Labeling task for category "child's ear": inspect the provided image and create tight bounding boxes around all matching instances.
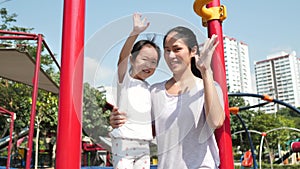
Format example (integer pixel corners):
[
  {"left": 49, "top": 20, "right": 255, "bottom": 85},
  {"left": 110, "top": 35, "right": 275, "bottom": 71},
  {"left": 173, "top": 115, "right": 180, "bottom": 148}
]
[{"left": 129, "top": 55, "right": 134, "bottom": 65}]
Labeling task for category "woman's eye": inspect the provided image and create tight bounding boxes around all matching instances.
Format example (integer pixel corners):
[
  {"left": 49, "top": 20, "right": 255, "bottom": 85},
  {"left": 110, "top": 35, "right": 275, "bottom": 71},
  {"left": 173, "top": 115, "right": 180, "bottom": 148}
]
[{"left": 175, "top": 48, "right": 181, "bottom": 52}]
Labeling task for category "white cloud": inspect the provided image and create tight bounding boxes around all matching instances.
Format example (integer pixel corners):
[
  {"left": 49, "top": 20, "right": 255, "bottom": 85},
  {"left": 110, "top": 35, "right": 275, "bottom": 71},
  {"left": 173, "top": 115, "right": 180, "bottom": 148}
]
[{"left": 83, "top": 57, "right": 116, "bottom": 87}]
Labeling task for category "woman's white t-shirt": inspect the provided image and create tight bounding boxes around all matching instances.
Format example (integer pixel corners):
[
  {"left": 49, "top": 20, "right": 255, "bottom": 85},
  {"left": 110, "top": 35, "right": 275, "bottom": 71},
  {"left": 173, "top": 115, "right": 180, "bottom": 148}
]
[
  {"left": 110, "top": 71, "right": 153, "bottom": 141},
  {"left": 151, "top": 78, "right": 224, "bottom": 169}
]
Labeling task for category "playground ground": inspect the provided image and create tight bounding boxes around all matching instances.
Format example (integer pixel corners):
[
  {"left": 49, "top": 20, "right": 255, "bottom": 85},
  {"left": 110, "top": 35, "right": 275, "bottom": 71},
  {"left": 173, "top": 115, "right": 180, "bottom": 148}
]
[{"left": 0, "top": 166, "right": 158, "bottom": 169}]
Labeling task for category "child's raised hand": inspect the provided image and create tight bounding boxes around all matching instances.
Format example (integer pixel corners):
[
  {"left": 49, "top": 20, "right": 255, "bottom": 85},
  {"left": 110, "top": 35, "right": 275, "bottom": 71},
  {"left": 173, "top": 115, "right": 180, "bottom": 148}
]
[{"left": 132, "top": 13, "right": 150, "bottom": 35}]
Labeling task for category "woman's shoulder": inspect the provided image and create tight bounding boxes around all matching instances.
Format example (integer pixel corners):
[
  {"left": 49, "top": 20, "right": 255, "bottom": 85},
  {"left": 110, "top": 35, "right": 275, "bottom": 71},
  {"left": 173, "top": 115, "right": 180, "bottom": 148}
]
[
  {"left": 194, "top": 78, "right": 222, "bottom": 91},
  {"left": 150, "top": 80, "right": 167, "bottom": 91}
]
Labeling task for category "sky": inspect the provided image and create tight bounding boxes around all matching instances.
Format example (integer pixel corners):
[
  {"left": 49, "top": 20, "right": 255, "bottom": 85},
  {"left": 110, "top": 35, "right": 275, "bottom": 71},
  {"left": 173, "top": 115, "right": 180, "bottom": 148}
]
[{"left": 2, "top": 0, "right": 300, "bottom": 89}]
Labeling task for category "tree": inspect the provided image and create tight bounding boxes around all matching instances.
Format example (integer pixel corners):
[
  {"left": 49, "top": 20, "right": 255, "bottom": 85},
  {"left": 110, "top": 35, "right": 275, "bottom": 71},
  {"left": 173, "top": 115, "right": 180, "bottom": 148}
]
[
  {"left": 0, "top": 81, "right": 33, "bottom": 135},
  {"left": 277, "top": 107, "right": 300, "bottom": 127},
  {"left": 82, "top": 83, "right": 111, "bottom": 142},
  {"left": 0, "top": 8, "right": 33, "bottom": 32}
]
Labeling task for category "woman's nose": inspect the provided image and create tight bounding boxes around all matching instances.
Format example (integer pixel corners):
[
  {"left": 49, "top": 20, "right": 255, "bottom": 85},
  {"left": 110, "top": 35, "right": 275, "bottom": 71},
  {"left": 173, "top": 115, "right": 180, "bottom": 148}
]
[{"left": 168, "top": 51, "right": 176, "bottom": 58}]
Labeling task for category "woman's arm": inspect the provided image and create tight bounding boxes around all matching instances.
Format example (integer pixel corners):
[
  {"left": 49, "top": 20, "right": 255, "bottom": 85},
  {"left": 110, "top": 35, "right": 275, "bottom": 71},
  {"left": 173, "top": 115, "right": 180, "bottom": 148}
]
[
  {"left": 196, "top": 34, "right": 225, "bottom": 129},
  {"left": 109, "top": 106, "right": 127, "bottom": 128},
  {"left": 201, "top": 69, "right": 225, "bottom": 129},
  {"left": 118, "top": 13, "right": 149, "bottom": 83}
]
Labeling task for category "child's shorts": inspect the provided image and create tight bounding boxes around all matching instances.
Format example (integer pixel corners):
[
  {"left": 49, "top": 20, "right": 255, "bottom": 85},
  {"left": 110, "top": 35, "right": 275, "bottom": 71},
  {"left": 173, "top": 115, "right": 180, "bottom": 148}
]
[{"left": 111, "top": 137, "right": 150, "bottom": 169}]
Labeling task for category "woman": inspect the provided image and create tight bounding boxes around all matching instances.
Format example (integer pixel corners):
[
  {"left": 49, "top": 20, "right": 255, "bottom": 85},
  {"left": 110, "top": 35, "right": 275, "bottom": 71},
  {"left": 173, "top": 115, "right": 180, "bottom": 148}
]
[{"left": 111, "top": 26, "right": 225, "bottom": 169}]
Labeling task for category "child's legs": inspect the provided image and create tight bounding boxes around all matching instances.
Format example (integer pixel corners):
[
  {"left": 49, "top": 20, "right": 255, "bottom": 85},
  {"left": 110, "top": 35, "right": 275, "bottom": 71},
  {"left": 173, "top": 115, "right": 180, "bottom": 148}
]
[
  {"left": 133, "top": 154, "right": 150, "bottom": 169},
  {"left": 112, "top": 155, "right": 134, "bottom": 169},
  {"left": 112, "top": 155, "right": 150, "bottom": 169},
  {"left": 111, "top": 137, "right": 150, "bottom": 169}
]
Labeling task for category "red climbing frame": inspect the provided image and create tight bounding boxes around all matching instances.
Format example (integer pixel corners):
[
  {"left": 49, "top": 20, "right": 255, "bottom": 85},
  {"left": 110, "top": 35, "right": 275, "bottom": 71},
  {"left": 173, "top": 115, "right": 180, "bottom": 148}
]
[
  {"left": 55, "top": 0, "right": 85, "bottom": 169},
  {"left": 0, "top": 107, "right": 14, "bottom": 169},
  {"left": 206, "top": 1, "right": 234, "bottom": 168}
]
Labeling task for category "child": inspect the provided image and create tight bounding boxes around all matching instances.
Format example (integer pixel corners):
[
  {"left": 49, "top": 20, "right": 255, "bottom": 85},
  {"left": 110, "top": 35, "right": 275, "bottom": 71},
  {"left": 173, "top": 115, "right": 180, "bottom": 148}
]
[{"left": 109, "top": 13, "right": 161, "bottom": 169}]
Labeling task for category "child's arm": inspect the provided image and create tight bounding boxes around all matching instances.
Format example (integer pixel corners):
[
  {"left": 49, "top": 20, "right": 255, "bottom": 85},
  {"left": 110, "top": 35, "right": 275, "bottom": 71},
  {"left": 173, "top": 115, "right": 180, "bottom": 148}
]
[{"left": 117, "top": 13, "right": 150, "bottom": 83}]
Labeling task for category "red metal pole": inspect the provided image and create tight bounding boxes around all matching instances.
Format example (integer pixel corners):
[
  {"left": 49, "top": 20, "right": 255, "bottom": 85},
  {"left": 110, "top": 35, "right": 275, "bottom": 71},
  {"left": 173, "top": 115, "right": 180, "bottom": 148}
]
[
  {"left": 25, "top": 34, "right": 43, "bottom": 169},
  {"left": 0, "top": 30, "right": 39, "bottom": 36},
  {"left": 55, "top": 0, "right": 85, "bottom": 168},
  {"left": 6, "top": 113, "right": 14, "bottom": 169},
  {"left": 42, "top": 40, "right": 61, "bottom": 70},
  {"left": 0, "top": 36, "right": 36, "bottom": 40},
  {"left": 0, "top": 109, "right": 15, "bottom": 169},
  {"left": 207, "top": 1, "right": 234, "bottom": 169}
]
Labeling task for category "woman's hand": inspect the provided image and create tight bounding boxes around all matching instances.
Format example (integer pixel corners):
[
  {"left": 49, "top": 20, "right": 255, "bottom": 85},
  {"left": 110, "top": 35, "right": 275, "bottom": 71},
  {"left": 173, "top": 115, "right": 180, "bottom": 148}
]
[
  {"left": 109, "top": 107, "right": 127, "bottom": 129},
  {"left": 195, "top": 34, "right": 219, "bottom": 74},
  {"left": 131, "top": 13, "right": 150, "bottom": 35}
]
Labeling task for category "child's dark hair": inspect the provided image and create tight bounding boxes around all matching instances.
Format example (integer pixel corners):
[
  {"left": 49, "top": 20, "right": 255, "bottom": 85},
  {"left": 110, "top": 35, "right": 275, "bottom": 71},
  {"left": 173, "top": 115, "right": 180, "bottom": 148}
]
[
  {"left": 131, "top": 35, "right": 161, "bottom": 65},
  {"left": 163, "top": 26, "right": 202, "bottom": 78}
]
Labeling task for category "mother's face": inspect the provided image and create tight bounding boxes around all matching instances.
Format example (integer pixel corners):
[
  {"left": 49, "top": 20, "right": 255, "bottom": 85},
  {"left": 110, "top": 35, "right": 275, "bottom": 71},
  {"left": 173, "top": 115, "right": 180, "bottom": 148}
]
[{"left": 163, "top": 32, "right": 193, "bottom": 74}]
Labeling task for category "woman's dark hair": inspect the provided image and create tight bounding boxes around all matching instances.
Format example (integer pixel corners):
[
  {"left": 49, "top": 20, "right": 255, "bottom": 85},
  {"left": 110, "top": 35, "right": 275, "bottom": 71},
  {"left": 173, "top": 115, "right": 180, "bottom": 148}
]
[
  {"left": 131, "top": 36, "right": 161, "bottom": 65},
  {"left": 163, "top": 26, "right": 202, "bottom": 78}
]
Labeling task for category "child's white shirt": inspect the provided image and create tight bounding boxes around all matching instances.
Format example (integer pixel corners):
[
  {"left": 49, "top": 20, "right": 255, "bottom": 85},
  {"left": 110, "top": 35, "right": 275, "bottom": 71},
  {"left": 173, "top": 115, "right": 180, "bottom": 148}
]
[{"left": 110, "top": 71, "right": 153, "bottom": 140}]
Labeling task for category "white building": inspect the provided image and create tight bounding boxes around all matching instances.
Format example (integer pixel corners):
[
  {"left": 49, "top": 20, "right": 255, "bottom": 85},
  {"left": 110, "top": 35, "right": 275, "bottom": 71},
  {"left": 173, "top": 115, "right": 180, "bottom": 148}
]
[
  {"left": 254, "top": 51, "right": 300, "bottom": 114},
  {"left": 223, "top": 36, "right": 254, "bottom": 105}
]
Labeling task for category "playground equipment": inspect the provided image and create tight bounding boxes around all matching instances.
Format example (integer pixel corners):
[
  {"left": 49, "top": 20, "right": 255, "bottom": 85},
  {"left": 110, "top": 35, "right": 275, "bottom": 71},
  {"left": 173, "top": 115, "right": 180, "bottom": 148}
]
[
  {"left": 55, "top": 1, "right": 85, "bottom": 169},
  {"left": 1, "top": 0, "right": 232, "bottom": 168},
  {"left": 82, "top": 139, "right": 111, "bottom": 167},
  {"left": 193, "top": 1, "right": 233, "bottom": 168},
  {"left": 273, "top": 140, "right": 300, "bottom": 164},
  {"left": 0, "top": 127, "right": 29, "bottom": 150},
  {"left": 0, "top": 107, "right": 14, "bottom": 169},
  {"left": 230, "top": 107, "right": 258, "bottom": 169},
  {"left": 233, "top": 127, "right": 300, "bottom": 169},
  {"left": 229, "top": 92, "right": 300, "bottom": 169},
  {"left": 292, "top": 142, "right": 300, "bottom": 152},
  {"left": 229, "top": 93, "right": 300, "bottom": 116},
  {"left": 241, "top": 150, "right": 253, "bottom": 168},
  {"left": 0, "top": 30, "right": 60, "bottom": 169}
]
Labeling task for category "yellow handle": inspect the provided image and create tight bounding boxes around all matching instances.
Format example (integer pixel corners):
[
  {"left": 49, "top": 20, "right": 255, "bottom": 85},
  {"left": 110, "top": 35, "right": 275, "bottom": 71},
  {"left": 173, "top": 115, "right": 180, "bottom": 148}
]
[
  {"left": 193, "top": 0, "right": 214, "bottom": 20},
  {"left": 194, "top": 0, "right": 227, "bottom": 24}
]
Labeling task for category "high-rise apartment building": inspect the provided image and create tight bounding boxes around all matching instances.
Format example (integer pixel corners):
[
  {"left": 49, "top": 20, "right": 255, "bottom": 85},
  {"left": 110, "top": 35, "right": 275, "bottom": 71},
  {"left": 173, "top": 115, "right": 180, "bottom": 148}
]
[
  {"left": 254, "top": 51, "right": 300, "bottom": 114},
  {"left": 223, "top": 36, "right": 253, "bottom": 105}
]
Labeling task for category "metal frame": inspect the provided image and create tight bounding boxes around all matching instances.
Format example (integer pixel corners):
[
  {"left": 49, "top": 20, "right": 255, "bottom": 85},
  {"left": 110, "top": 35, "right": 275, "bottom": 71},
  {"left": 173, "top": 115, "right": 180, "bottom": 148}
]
[
  {"left": 0, "top": 107, "right": 14, "bottom": 169},
  {"left": 0, "top": 30, "right": 60, "bottom": 169},
  {"left": 194, "top": 0, "right": 234, "bottom": 168}
]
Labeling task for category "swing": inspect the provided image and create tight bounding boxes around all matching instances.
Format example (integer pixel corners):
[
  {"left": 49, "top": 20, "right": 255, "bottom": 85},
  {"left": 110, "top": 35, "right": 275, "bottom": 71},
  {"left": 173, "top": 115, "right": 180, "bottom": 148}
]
[{"left": 242, "top": 150, "right": 253, "bottom": 167}]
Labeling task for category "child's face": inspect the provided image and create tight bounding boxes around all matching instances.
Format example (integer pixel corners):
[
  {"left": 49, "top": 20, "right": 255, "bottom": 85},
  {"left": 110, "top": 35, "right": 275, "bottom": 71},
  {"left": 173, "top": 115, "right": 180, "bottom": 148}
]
[{"left": 131, "top": 45, "right": 158, "bottom": 80}]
